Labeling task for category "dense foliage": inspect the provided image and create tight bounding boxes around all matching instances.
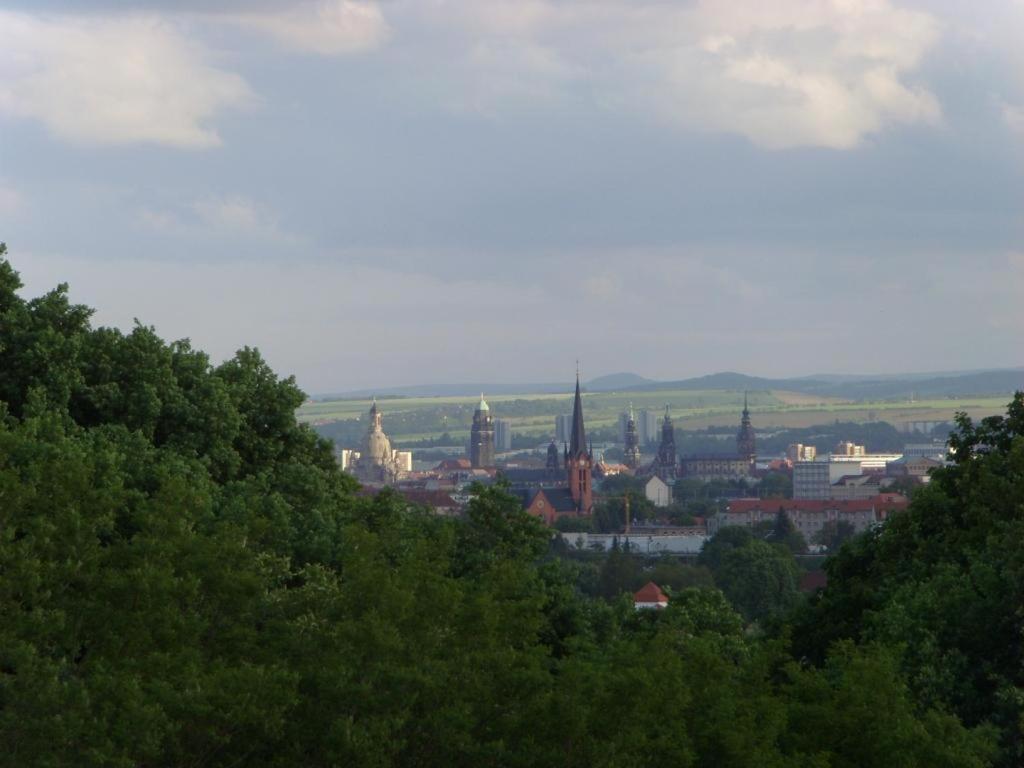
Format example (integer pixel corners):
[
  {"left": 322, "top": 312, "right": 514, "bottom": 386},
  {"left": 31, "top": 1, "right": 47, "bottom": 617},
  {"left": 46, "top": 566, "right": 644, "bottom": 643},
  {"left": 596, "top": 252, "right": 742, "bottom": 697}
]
[
  {"left": 0, "top": 247, "right": 1007, "bottom": 766},
  {"left": 791, "top": 395, "right": 1024, "bottom": 765}
]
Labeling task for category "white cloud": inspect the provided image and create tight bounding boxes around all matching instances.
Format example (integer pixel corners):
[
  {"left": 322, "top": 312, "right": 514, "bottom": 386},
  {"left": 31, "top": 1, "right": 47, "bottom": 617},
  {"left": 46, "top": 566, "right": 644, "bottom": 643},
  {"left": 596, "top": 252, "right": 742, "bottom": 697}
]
[
  {"left": 408, "top": 0, "right": 942, "bottom": 150},
  {"left": 222, "top": 0, "right": 389, "bottom": 56},
  {"left": 0, "top": 11, "right": 252, "bottom": 149}
]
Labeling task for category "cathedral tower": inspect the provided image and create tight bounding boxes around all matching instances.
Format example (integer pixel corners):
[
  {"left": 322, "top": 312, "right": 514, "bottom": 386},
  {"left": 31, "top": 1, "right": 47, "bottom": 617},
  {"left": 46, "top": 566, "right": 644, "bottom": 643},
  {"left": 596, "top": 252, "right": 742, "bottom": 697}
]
[
  {"left": 653, "top": 405, "right": 677, "bottom": 481},
  {"left": 564, "top": 373, "right": 593, "bottom": 514},
  {"left": 546, "top": 439, "right": 560, "bottom": 472},
  {"left": 624, "top": 403, "right": 641, "bottom": 470},
  {"left": 736, "top": 392, "right": 757, "bottom": 462},
  {"left": 470, "top": 394, "right": 495, "bottom": 468}
]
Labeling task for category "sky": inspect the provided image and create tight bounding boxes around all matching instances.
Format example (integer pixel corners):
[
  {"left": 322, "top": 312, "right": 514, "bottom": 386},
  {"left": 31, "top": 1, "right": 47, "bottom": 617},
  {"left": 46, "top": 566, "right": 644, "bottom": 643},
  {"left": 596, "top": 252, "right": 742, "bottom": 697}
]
[{"left": 1, "top": 0, "right": 1022, "bottom": 394}]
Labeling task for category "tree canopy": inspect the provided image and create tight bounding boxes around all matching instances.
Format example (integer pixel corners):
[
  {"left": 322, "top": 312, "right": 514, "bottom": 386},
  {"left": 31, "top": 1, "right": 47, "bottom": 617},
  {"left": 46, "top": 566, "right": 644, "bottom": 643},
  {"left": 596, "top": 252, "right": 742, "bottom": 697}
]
[{"left": 0, "top": 245, "right": 1007, "bottom": 766}]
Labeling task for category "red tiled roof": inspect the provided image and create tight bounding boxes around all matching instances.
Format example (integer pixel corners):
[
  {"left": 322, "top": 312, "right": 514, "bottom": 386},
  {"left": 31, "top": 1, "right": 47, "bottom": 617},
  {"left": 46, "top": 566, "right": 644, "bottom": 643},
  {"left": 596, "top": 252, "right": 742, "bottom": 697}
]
[
  {"left": 633, "top": 581, "right": 669, "bottom": 604},
  {"left": 434, "top": 459, "right": 472, "bottom": 471}
]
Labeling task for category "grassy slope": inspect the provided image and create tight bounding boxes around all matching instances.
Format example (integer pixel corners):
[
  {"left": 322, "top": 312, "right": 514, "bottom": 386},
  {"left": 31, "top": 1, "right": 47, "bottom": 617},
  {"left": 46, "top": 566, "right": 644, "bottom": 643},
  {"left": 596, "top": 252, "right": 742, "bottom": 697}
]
[{"left": 299, "top": 389, "right": 1012, "bottom": 442}]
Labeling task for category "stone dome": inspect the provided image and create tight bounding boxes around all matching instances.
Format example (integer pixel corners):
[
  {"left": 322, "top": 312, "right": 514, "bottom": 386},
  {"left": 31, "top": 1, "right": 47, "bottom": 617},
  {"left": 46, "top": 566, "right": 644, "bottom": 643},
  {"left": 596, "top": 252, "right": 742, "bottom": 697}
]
[{"left": 362, "top": 426, "right": 392, "bottom": 466}]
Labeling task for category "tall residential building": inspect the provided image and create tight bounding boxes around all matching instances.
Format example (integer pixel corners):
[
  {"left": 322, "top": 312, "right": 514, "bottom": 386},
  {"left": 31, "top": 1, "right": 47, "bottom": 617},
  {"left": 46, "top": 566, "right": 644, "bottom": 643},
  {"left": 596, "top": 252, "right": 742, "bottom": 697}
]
[
  {"left": 736, "top": 392, "right": 756, "bottom": 460},
  {"left": 494, "top": 418, "right": 513, "bottom": 452},
  {"left": 787, "top": 443, "right": 818, "bottom": 462},
  {"left": 834, "top": 441, "right": 866, "bottom": 457},
  {"left": 793, "top": 461, "right": 831, "bottom": 500},
  {"left": 623, "top": 404, "right": 642, "bottom": 470},
  {"left": 638, "top": 410, "right": 660, "bottom": 446},
  {"left": 555, "top": 413, "right": 573, "bottom": 444},
  {"left": 563, "top": 374, "right": 594, "bottom": 514},
  {"left": 469, "top": 394, "right": 495, "bottom": 468}
]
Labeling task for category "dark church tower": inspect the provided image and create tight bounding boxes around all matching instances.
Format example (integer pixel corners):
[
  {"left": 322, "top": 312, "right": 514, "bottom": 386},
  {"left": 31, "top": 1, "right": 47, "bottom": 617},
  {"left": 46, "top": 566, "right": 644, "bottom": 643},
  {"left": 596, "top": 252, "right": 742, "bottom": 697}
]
[
  {"left": 546, "top": 439, "right": 560, "bottom": 473},
  {"left": 470, "top": 394, "right": 495, "bottom": 468},
  {"left": 564, "top": 374, "right": 593, "bottom": 514},
  {"left": 736, "top": 392, "right": 756, "bottom": 462},
  {"left": 653, "top": 405, "right": 677, "bottom": 481},
  {"left": 624, "top": 403, "right": 641, "bottom": 470}
]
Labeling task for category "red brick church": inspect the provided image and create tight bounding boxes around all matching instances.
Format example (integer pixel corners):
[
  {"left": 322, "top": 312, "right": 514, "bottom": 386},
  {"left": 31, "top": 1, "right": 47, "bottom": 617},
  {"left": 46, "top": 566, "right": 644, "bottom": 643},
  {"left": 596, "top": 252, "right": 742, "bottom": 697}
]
[{"left": 518, "top": 373, "right": 594, "bottom": 523}]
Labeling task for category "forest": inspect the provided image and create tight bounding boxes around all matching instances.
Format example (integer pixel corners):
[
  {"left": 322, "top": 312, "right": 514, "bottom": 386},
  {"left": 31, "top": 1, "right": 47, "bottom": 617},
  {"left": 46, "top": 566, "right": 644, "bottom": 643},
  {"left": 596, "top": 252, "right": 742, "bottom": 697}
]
[{"left": 0, "top": 244, "right": 1020, "bottom": 767}]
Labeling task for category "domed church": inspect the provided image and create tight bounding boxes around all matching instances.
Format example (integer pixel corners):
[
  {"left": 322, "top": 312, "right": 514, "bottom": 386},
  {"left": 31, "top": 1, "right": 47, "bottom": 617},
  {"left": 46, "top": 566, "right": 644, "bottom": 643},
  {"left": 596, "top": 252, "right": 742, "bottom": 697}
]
[{"left": 345, "top": 400, "right": 409, "bottom": 484}]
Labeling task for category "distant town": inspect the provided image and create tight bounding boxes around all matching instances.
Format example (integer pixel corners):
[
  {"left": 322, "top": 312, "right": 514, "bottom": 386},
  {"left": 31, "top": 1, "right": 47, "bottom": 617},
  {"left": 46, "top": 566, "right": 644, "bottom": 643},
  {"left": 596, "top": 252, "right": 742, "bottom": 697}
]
[{"left": 330, "top": 369, "right": 964, "bottom": 558}]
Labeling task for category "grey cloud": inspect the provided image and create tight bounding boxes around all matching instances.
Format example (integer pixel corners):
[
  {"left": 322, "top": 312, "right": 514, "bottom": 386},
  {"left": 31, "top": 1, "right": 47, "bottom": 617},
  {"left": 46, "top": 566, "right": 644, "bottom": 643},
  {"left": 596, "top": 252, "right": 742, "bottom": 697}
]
[{"left": 3, "top": 0, "right": 1024, "bottom": 390}]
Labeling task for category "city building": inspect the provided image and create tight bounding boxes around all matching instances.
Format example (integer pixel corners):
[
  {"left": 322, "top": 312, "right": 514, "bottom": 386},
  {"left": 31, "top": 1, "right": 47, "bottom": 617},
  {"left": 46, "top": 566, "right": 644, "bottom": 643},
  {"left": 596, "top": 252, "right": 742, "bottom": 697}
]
[
  {"left": 793, "top": 461, "right": 831, "bottom": 499},
  {"left": 494, "top": 418, "right": 513, "bottom": 452},
  {"left": 887, "top": 455, "right": 943, "bottom": 482},
  {"left": 679, "top": 401, "right": 757, "bottom": 481},
  {"left": 555, "top": 413, "right": 573, "bottom": 444},
  {"left": 638, "top": 410, "right": 660, "bottom": 446},
  {"left": 711, "top": 495, "right": 909, "bottom": 538},
  {"left": 645, "top": 475, "right": 671, "bottom": 507},
  {"left": 901, "top": 442, "right": 948, "bottom": 460},
  {"left": 563, "top": 529, "right": 708, "bottom": 555},
  {"left": 344, "top": 400, "right": 409, "bottom": 485},
  {"left": 787, "top": 443, "right": 818, "bottom": 462},
  {"left": 516, "top": 487, "right": 583, "bottom": 525},
  {"left": 834, "top": 441, "right": 866, "bottom": 457},
  {"left": 469, "top": 394, "right": 495, "bottom": 468},
  {"left": 830, "top": 473, "right": 895, "bottom": 500}
]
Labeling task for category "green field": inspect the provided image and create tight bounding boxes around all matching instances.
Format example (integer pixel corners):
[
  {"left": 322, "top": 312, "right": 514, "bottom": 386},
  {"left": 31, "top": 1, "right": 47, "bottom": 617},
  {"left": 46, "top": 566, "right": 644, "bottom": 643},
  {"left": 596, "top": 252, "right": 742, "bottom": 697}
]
[{"left": 298, "top": 388, "right": 1014, "bottom": 444}]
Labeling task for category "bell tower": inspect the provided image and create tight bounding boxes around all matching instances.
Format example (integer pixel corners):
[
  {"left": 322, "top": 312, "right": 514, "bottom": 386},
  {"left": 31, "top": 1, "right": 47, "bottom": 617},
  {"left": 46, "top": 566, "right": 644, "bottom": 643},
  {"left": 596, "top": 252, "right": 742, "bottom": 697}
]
[
  {"left": 564, "top": 371, "right": 593, "bottom": 514},
  {"left": 624, "top": 403, "right": 641, "bottom": 469}
]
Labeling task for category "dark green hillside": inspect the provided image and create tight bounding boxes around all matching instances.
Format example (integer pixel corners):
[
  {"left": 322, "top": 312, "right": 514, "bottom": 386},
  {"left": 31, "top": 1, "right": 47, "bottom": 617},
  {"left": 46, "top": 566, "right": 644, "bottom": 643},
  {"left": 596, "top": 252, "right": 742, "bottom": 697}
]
[{"left": 0, "top": 244, "right": 1009, "bottom": 767}]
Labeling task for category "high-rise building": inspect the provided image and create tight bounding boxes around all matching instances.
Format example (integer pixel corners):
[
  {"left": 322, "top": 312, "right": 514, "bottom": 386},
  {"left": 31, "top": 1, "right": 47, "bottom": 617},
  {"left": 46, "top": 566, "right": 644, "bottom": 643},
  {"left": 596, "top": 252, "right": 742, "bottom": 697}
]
[
  {"left": 787, "top": 443, "right": 818, "bottom": 462},
  {"left": 623, "top": 404, "right": 641, "bottom": 469},
  {"left": 555, "top": 413, "right": 573, "bottom": 444},
  {"left": 563, "top": 374, "right": 594, "bottom": 514},
  {"left": 469, "top": 394, "right": 495, "bottom": 468},
  {"left": 651, "top": 406, "right": 677, "bottom": 481},
  {"left": 793, "top": 461, "right": 831, "bottom": 499},
  {"left": 638, "top": 410, "right": 660, "bottom": 446},
  {"left": 736, "top": 392, "right": 757, "bottom": 460},
  {"left": 493, "top": 418, "right": 512, "bottom": 452}
]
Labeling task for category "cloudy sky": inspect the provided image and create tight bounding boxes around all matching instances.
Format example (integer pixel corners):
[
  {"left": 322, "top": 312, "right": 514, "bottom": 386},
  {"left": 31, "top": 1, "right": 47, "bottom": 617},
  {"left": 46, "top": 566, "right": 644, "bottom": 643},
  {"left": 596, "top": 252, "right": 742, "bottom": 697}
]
[{"left": 1, "top": 0, "right": 1022, "bottom": 393}]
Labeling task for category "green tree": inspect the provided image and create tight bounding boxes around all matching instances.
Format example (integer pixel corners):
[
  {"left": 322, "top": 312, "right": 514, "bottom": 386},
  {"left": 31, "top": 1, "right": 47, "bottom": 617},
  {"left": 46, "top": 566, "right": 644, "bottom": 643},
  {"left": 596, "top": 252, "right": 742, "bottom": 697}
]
[
  {"left": 814, "top": 519, "right": 856, "bottom": 551},
  {"left": 792, "top": 393, "right": 1024, "bottom": 766}
]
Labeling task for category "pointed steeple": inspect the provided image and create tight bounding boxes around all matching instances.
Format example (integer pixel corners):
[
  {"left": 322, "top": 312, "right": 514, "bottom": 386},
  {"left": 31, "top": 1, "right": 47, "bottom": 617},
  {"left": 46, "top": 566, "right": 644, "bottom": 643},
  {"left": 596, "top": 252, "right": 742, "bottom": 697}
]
[{"left": 569, "top": 372, "right": 587, "bottom": 457}]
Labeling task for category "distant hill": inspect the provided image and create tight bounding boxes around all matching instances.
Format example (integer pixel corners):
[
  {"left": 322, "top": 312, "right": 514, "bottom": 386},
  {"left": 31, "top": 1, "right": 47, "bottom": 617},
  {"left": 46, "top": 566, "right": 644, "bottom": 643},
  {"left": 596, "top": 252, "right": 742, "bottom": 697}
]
[
  {"left": 586, "top": 372, "right": 653, "bottom": 391},
  {"left": 623, "top": 372, "right": 800, "bottom": 393},
  {"left": 619, "top": 369, "right": 1024, "bottom": 400},
  {"left": 319, "top": 367, "right": 1023, "bottom": 402}
]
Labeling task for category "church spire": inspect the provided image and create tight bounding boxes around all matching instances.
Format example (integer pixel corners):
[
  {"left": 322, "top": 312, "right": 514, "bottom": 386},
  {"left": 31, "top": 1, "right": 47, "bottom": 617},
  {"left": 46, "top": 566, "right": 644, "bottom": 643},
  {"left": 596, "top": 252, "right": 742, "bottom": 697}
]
[
  {"left": 565, "top": 369, "right": 593, "bottom": 515},
  {"left": 569, "top": 372, "right": 587, "bottom": 458}
]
